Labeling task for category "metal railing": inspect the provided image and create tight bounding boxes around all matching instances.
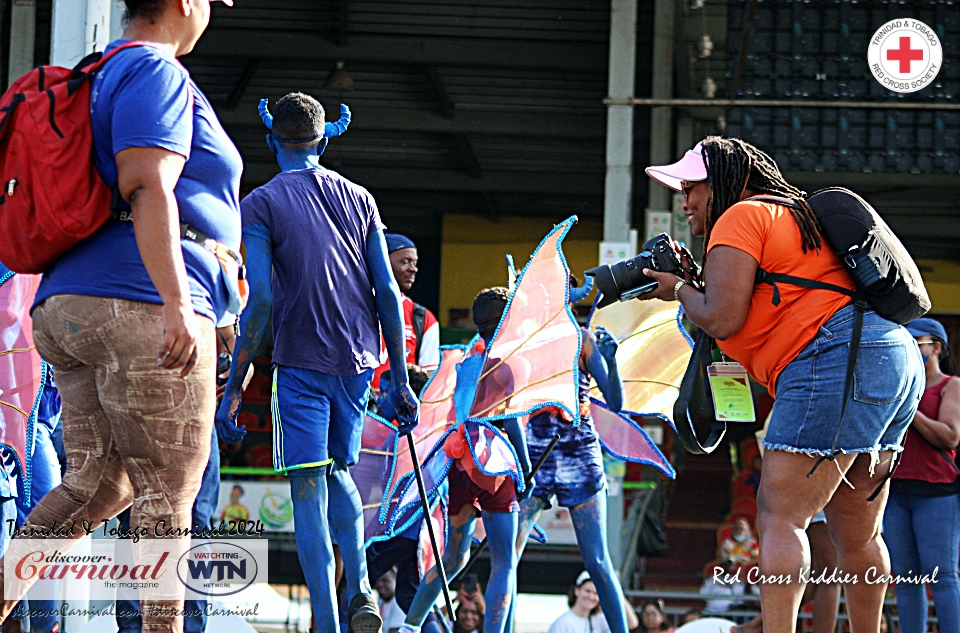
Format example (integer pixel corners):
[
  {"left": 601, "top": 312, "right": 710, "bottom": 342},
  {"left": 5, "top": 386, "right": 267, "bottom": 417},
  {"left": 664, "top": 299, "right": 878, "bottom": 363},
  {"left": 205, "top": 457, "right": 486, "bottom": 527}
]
[{"left": 622, "top": 588, "right": 910, "bottom": 632}]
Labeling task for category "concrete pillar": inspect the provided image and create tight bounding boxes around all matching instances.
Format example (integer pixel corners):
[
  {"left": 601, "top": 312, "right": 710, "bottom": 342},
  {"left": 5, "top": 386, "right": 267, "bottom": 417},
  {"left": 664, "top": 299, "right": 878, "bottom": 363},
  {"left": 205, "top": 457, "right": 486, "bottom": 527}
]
[
  {"left": 602, "top": 0, "right": 639, "bottom": 569},
  {"left": 647, "top": 0, "right": 676, "bottom": 215},
  {"left": 51, "top": 0, "right": 116, "bottom": 68},
  {"left": 8, "top": 0, "right": 36, "bottom": 82},
  {"left": 603, "top": 0, "right": 637, "bottom": 242}
]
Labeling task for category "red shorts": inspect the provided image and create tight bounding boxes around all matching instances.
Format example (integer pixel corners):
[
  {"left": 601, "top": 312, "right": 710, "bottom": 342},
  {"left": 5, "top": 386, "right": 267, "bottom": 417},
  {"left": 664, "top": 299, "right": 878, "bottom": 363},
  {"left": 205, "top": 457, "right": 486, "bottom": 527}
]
[{"left": 447, "top": 465, "right": 519, "bottom": 516}]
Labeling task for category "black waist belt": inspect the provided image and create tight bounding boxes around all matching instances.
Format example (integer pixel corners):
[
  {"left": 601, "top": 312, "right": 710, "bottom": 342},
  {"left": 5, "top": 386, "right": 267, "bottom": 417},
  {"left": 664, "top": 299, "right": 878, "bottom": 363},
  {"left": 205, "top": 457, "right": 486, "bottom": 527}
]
[{"left": 111, "top": 207, "right": 242, "bottom": 268}]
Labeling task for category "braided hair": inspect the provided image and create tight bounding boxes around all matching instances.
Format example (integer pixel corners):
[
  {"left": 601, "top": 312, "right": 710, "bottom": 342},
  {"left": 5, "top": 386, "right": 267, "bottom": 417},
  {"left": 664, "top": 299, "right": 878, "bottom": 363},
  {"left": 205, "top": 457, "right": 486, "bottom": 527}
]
[{"left": 699, "top": 136, "right": 823, "bottom": 255}]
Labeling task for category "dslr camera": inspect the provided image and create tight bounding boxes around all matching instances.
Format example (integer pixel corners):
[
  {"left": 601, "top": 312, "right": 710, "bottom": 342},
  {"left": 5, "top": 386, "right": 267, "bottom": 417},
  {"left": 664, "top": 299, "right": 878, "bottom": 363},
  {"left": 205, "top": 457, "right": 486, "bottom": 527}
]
[{"left": 585, "top": 233, "right": 687, "bottom": 309}]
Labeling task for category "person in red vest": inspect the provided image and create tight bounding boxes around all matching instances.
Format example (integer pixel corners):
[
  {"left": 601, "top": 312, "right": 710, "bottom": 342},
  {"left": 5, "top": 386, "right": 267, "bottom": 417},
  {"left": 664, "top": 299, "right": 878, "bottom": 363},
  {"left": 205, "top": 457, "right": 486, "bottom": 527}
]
[
  {"left": 883, "top": 317, "right": 960, "bottom": 633},
  {"left": 371, "top": 234, "right": 440, "bottom": 391}
]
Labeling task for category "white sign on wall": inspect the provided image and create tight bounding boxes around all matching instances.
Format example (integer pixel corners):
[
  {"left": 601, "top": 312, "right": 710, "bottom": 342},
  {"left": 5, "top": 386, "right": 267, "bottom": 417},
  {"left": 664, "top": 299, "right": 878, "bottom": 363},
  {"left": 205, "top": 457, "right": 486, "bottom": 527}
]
[
  {"left": 599, "top": 241, "right": 632, "bottom": 267},
  {"left": 645, "top": 210, "right": 673, "bottom": 241}
]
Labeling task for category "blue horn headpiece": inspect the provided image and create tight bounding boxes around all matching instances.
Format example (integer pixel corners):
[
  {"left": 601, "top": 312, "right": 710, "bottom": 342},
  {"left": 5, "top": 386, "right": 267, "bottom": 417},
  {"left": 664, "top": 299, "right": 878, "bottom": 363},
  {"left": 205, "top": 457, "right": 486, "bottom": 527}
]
[
  {"left": 569, "top": 275, "right": 594, "bottom": 303},
  {"left": 258, "top": 99, "right": 352, "bottom": 155}
]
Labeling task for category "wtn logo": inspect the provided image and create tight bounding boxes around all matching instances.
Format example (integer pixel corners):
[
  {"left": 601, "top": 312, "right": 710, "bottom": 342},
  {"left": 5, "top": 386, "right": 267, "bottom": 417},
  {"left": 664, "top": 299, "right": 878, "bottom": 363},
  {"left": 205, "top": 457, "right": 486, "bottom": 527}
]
[
  {"left": 186, "top": 558, "right": 247, "bottom": 581},
  {"left": 177, "top": 543, "right": 260, "bottom": 597}
]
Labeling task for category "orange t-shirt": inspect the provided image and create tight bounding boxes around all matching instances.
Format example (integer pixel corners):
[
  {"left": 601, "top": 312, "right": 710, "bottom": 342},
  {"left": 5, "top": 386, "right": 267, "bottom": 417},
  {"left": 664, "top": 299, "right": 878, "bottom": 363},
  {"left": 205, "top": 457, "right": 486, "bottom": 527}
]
[{"left": 707, "top": 200, "right": 856, "bottom": 395}]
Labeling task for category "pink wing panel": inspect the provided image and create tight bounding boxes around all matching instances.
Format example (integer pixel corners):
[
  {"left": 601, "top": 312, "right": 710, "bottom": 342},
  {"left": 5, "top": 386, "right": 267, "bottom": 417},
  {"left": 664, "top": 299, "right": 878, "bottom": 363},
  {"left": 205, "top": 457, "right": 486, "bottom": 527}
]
[
  {"left": 589, "top": 400, "right": 675, "bottom": 478},
  {"left": 0, "top": 274, "right": 42, "bottom": 467},
  {"left": 470, "top": 218, "right": 581, "bottom": 423}
]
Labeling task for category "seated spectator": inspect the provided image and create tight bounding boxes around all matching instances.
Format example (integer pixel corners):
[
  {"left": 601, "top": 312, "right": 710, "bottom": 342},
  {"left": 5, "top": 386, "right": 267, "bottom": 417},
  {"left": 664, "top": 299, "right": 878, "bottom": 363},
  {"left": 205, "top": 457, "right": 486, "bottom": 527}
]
[
  {"left": 637, "top": 600, "right": 674, "bottom": 633},
  {"left": 719, "top": 518, "right": 759, "bottom": 575},
  {"left": 699, "top": 560, "right": 746, "bottom": 616},
  {"left": 376, "top": 569, "right": 406, "bottom": 633},
  {"left": 880, "top": 607, "right": 895, "bottom": 633},
  {"left": 452, "top": 601, "right": 484, "bottom": 633},
  {"left": 549, "top": 571, "right": 610, "bottom": 633},
  {"left": 682, "top": 609, "right": 702, "bottom": 625}
]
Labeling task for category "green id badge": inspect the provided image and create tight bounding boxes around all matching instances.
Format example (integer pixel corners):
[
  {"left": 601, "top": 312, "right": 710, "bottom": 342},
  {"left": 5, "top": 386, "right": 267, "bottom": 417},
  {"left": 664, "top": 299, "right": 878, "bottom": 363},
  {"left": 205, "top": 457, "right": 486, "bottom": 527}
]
[{"left": 707, "top": 362, "right": 756, "bottom": 422}]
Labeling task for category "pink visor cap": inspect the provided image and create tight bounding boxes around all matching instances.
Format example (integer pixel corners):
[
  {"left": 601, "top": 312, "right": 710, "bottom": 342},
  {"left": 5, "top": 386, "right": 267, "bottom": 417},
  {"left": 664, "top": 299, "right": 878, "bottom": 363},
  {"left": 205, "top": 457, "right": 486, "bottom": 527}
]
[{"left": 644, "top": 142, "right": 707, "bottom": 192}]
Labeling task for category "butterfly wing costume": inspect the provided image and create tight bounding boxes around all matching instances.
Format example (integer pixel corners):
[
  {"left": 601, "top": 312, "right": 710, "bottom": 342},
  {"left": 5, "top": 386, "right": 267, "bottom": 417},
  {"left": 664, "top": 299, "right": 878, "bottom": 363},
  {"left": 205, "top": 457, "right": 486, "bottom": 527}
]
[
  {"left": 358, "top": 217, "right": 583, "bottom": 545},
  {"left": 0, "top": 270, "right": 47, "bottom": 504},
  {"left": 584, "top": 297, "right": 694, "bottom": 477}
]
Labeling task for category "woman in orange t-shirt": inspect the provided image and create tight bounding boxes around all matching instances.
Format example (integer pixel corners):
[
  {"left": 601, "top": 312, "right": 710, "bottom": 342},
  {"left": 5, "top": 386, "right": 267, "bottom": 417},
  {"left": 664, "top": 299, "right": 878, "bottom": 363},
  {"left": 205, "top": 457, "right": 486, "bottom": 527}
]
[{"left": 638, "top": 137, "right": 924, "bottom": 633}]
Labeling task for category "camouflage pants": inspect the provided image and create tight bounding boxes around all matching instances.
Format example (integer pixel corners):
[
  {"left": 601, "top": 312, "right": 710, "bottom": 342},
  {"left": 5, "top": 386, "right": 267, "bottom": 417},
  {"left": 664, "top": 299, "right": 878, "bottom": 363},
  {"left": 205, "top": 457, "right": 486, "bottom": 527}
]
[{"left": 3, "top": 295, "right": 215, "bottom": 633}]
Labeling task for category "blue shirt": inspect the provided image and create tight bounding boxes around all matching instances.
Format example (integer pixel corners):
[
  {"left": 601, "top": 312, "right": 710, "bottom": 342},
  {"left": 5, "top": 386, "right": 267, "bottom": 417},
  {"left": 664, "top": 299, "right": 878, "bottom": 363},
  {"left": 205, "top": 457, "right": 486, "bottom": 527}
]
[
  {"left": 241, "top": 168, "right": 385, "bottom": 375},
  {"left": 34, "top": 42, "right": 243, "bottom": 323}
]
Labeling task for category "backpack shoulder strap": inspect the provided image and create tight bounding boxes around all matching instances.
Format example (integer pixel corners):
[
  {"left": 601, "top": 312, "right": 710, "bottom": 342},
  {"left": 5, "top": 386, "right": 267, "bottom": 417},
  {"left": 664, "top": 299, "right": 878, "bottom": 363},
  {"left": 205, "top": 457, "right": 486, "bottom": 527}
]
[
  {"left": 747, "top": 194, "right": 802, "bottom": 210},
  {"left": 936, "top": 448, "right": 960, "bottom": 476},
  {"left": 88, "top": 40, "right": 153, "bottom": 74},
  {"left": 413, "top": 302, "right": 427, "bottom": 363},
  {"left": 755, "top": 269, "right": 857, "bottom": 306}
]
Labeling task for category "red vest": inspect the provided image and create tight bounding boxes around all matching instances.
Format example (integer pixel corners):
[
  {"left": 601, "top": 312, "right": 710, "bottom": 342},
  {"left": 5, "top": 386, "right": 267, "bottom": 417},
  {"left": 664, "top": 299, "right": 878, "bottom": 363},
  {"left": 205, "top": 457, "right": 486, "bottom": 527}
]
[{"left": 894, "top": 376, "right": 959, "bottom": 484}]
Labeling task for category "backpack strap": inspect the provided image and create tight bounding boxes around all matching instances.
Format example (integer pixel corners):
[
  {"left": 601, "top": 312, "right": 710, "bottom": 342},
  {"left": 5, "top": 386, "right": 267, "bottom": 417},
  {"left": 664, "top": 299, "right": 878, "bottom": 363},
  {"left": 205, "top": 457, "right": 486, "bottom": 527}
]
[
  {"left": 936, "top": 448, "right": 960, "bottom": 476},
  {"left": 806, "top": 301, "right": 867, "bottom": 478},
  {"left": 88, "top": 40, "right": 153, "bottom": 73},
  {"left": 413, "top": 302, "right": 427, "bottom": 364},
  {"left": 755, "top": 269, "right": 857, "bottom": 306},
  {"left": 747, "top": 194, "right": 800, "bottom": 209}
]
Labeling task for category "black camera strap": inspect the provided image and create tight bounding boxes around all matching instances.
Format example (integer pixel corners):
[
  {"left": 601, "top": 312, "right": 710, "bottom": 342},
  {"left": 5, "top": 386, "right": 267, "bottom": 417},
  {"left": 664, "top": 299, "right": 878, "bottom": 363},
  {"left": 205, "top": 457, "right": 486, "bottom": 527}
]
[{"left": 672, "top": 329, "right": 726, "bottom": 454}]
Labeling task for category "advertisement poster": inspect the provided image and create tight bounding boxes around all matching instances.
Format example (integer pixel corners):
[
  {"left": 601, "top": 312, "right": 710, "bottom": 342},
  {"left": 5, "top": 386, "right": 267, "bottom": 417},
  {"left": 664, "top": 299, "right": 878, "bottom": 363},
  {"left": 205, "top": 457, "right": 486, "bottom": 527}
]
[{"left": 216, "top": 482, "right": 295, "bottom": 533}]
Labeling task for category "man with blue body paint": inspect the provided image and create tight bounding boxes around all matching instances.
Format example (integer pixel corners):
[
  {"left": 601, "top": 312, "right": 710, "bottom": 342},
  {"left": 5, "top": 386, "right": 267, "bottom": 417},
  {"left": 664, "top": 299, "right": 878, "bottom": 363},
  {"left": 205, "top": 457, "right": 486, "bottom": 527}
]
[{"left": 215, "top": 92, "right": 419, "bottom": 633}]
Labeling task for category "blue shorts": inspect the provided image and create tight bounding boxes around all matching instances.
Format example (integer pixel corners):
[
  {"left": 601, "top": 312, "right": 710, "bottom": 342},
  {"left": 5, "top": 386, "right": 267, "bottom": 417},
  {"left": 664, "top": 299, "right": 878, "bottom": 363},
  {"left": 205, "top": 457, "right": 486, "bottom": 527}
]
[
  {"left": 526, "top": 408, "right": 606, "bottom": 510},
  {"left": 272, "top": 365, "right": 373, "bottom": 472},
  {"left": 763, "top": 305, "right": 924, "bottom": 458}
]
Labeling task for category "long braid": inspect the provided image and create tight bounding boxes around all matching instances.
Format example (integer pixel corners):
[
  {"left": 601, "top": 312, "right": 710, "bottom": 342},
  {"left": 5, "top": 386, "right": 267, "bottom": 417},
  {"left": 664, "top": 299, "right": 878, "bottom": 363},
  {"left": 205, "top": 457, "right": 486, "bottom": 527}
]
[{"left": 700, "top": 136, "right": 823, "bottom": 254}]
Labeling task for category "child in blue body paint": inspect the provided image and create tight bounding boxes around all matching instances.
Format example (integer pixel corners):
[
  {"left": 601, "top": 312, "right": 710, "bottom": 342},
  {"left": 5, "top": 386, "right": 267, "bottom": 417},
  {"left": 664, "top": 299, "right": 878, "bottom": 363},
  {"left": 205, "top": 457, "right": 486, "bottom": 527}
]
[
  {"left": 397, "top": 287, "right": 534, "bottom": 633},
  {"left": 512, "top": 276, "right": 632, "bottom": 633},
  {"left": 216, "top": 92, "right": 419, "bottom": 633}
]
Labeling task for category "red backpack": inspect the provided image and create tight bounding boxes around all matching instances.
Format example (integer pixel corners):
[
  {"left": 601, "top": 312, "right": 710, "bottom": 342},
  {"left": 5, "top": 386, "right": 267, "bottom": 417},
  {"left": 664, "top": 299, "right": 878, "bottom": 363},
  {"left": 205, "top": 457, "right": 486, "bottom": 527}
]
[{"left": 0, "top": 41, "right": 146, "bottom": 273}]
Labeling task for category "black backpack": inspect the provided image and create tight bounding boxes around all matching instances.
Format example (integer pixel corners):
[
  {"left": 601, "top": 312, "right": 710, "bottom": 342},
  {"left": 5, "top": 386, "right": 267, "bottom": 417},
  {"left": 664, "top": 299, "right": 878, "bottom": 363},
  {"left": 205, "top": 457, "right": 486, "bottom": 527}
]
[
  {"left": 752, "top": 187, "right": 930, "bottom": 325},
  {"left": 673, "top": 188, "right": 930, "bottom": 462}
]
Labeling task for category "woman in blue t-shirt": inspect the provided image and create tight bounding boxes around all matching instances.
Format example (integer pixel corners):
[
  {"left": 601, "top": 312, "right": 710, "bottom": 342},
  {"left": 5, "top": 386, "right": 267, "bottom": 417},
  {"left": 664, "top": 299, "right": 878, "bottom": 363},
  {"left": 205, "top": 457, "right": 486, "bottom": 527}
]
[{"left": 0, "top": 1, "right": 240, "bottom": 630}]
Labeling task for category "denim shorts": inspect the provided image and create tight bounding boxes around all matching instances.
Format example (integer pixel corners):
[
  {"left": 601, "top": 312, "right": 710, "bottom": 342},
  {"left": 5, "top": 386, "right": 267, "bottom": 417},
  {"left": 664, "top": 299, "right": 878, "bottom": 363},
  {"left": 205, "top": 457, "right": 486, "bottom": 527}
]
[
  {"left": 763, "top": 305, "right": 924, "bottom": 457},
  {"left": 526, "top": 408, "right": 606, "bottom": 509}
]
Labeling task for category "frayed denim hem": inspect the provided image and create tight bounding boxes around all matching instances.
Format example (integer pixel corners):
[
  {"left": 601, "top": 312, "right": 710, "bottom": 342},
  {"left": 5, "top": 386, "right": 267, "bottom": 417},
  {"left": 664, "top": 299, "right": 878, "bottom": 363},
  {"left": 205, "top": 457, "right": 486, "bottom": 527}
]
[{"left": 762, "top": 441, "right": 905, "bottom": 460}]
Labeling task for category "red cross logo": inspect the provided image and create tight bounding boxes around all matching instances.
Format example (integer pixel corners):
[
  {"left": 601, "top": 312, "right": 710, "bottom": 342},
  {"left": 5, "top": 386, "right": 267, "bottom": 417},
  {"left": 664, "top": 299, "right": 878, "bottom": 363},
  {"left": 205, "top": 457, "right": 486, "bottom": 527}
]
[{"left": 887, "top": 36, "right": 924, "bottom": 74}]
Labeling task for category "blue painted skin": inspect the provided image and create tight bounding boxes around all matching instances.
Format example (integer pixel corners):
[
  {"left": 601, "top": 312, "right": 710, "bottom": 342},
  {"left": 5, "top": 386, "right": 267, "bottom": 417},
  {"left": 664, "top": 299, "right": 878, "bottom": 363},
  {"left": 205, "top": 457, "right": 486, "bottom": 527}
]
[
  {"left": 509, "top": 324, "right": 630, "bottom": 633},
  {"left": 402, "top": 333, "right": 532, "bottom": 633},
  {"left": 214, "top": 108, "right": 419, "bottom": 632}
]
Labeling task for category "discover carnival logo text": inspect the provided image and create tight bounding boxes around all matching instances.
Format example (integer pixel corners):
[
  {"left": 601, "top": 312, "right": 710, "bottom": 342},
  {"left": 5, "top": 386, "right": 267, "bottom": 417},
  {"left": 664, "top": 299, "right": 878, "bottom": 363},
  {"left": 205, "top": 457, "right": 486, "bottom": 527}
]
[
  {"left": 4, "top": 539, "right": 268, "bottom": 600},
  {"left": 868, "top": 18, "right": 942, "bottom": 94}
]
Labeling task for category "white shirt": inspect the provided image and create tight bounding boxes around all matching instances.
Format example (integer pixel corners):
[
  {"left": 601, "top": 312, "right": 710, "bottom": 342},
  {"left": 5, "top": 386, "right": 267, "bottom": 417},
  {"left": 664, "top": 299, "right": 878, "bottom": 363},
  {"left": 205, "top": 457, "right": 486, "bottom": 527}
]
[
  {"left": 699, "top": 577, "right": 746, "bottom": 614},
  {"left": 548, "top": 610, "right": 611, "bottom": 633},
  {"left": 379, "top": 596, "right": 406, "bottom": 633}
]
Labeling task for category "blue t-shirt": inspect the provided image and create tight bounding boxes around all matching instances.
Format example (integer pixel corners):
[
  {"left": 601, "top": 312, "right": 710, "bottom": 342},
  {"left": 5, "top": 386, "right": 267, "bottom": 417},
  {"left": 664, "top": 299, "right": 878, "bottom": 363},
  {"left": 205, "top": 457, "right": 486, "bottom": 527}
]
[
  {"left": 34, "top": 42, "right": 243, "bottom": 323},
  {"left": 241, "top": 168, "right": 385, "bottom": 375}
]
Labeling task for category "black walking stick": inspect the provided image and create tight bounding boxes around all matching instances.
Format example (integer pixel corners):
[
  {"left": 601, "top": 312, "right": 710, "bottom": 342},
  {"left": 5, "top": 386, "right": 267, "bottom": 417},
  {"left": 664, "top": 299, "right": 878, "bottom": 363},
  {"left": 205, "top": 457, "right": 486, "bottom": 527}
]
[
  {"left": 407, "top": 432, "right": 457, "bottom": 621},
  {"left": 452, "top": 433, "right": 561, "bottom": 583}
]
